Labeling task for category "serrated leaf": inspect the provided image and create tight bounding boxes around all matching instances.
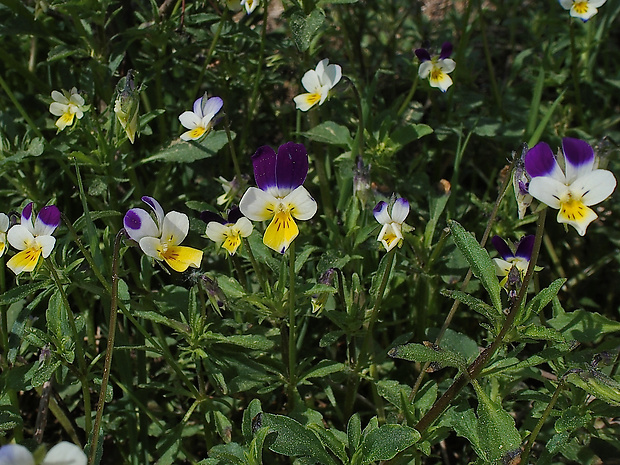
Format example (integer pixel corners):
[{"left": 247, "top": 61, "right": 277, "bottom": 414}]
[{"left": 449, "top": 221, "right": 502, "bottom": 313}]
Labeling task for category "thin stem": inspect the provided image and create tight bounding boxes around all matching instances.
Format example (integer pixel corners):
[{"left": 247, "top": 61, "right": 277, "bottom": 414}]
[
  {"left": 521, "top": 379, "right": 565, "bottom": 464},
  {"left": 224, "top": 112, "right": 242, "bottom": 180},
  {"left": 190, "top": 9, "right": 227, "bottom": 100},
  {"left": 45, "top": 259, "right": 91, "bottom": 435},
  {"left": 569, "top": 20, "right": 584, "bottom": 126},
  {"left": 88, "top": 229, "right": 125, "bottom": 465},
  {"left": 477, "top": 0, "right": 504, "bottom": 118},
  {"left": 242, "top": 237, "right": 269, "bottom": 297},
  {"left": 408, "top": 152, "right": 519, "bottom": 404},
  {"left": 396, "top": 74, "right": 419, "bottom": 118},
  {"left": 414, "top": 208, "right": 546, "bottom": 433},
  {"left": 287, "top": 241, "right": 297, "bottom": 407}
]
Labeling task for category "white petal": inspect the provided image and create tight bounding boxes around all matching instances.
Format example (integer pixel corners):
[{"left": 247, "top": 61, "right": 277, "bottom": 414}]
[
  {"left": 124, "top": 208, "right": 159, "bottom": 242},
  {"left": 589, "top": 0, "right": 606, "bottom": 7},
  {"left": 293, "top": 93, "right": 319, "bottom": 112},
  {"left": 0, "top": 213, "right": 9, "bottom": 232},
  {"left": 179, "top": 111, "right": 201, "bottom": 130},
  {"left": 234, "top": 217, "right": 254, "bottom": 237},
  {"left": 571, "top": 169, "right": 617, "bottom": 206},
  {"left": 37, "top": 235, "right": 57, "bottom": 258},
  {"left": 206, "top": 222, "right": 228, "bottom": 243},
  {"left": 139, "top": 237, "right": 163, "bottom": 261},
  {"left": 390, "top": 198, "right": 410, "bottom": 224},
  {"left": 239, "top": 187, "right": 278, "bottom": 221},
  {"left": 373, "top": 202, "right": 391, "bottom": 224},
  {"left": 49, "top": 102, "right": 68, "bottom": 117},
  {"left": 7, "top": 225, "right": 34, "bottom": 251},
  {"left": 301, "top": 69, "right": 321, "bottom": 93},
  {"left": 528, "top": 177, "right": 568, "bottom": 209},
  {"left": 558, "top": 0, "right": 573, "bottom": 9},
  {"left": 438, "top": 58, "right": 456, "bottom": 73},
  {"left": 493, "top": 258, "right": 512, "bottom": 277},
  {"left": 0, "top": 444, "right": 35, "bottom": 465},
  {"left": 43, "top": 442, "right": 86, "bottom": 465},
  {"left": 201, "top": 97, "right": 223, "bottom": 120},
  {"left": 323, "top": 63, "right": 342, "bottom": 89},
  {"left": 557, "top": 205, "right": 598, "bottom": 236},
  {"left": 160, "top": 211, "right": 189, "bottom": 246},
  {"left": 142, "top": 197, "right": 165, "bottom": 228},
  {"left": 284, "top": 186, "right": 317, "bottom": 221},
  {"left": 51, "top": 90, "right": 68, "bottom": 104},
  {"left": 418, "top": 61, "right": 433, "bottom": 79}
]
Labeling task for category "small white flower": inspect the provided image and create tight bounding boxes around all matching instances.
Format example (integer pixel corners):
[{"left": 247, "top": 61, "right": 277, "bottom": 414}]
[
  {"left": 373, "top": 198, "right": 410, "bottom": 252},
  {"left": 240, "top": 0, "right": 259, "bottom": 13},
  {"left": 49, "top": 87, "right": 88, "bottom": 131},
  {"left": 293, "top": 59, "right": 342, "bottom": 112},
  {"left": 0, "top": 442, "right": 86, "bottom": 465},
  {"left": 178, "top": 94, "right": 223, "bottom": 141},
  {"left": 559, "top": 0, "right": 606, "bottom": 21}
]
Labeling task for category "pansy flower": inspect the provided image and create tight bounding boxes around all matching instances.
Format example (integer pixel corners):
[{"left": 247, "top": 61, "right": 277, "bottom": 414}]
[
  {"left": 293, "top": 59, "right": 342, "bottom": 112},
  {"left": 202, "top": 207, "right": 253, "bottom": 255},
  {"left": 7, "top": 203, "right": 61, "bottom": 275},
  {"left": 525, "top": 137, "right": 616, "bottom": 236},
  {"left": 492, "top": 235, "right": 536, "bottom": 289},
  {"left": 241, "top": 0, "right": 259, "bottom": 13},
  {"left": 373, "top": 197, "right": 410, "bottom": 252},
  {"left": 179, "top": 93, "right": 223, "bottom": 141},
  {"left": 415, "top": 42, "right": 456, "bottom": 92},
  {"left": 559, "top": 0, "right": 606, "bottom": 21},
  {"left": 0, "top": 441, "right": 86, "bottom": 465},
  {"left": 239, "top": 142, "right": 317, "bottom": 254},
  {"left": 0, "top": 213, "right": 9, "bottom": 258},
  {"left": 49, "top": 87, "right": 88, "bottom": 131},
  {"left": 123, "top": 196, "right": 203, "bottom": 272}
]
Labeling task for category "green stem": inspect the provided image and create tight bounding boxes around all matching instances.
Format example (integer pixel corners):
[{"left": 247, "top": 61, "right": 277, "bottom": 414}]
[
  {"left": 190, "top": 9, "right": 227, "bottom": 100},
  {"left": 477, "top": 0, "right": 504, "bottom": 118},
  {"left": 396, "top": 74, "right": 419, "bottom": 118},
  {"left": 521, "top": 379, "right": 565, "bottom": 464},
  {"left": 224, "top": 112, "right": 242, "bottom": 180},
  {"left": 345, "top": 248, "right": 396, "bottom": 416},
  {"left": 569, "top": 20, "right": 584, "bottom": 126},
  {"left": 87, "top": 229, "right": 124, "bottom": 465},
  {"left": 287, "top": 241, "right": 297, "bottom": 407},
  {"left": 414, "top": 208, "right": 546, "bottom": 433},
  {"left": 45, "top": 259, "right": 91, "bottom": 435},
  {"left": 407, "top": 152, "right": 519, "bottom": 405},
  {"left": 242, "top": 237, "right": 269, "bottom": 297}
]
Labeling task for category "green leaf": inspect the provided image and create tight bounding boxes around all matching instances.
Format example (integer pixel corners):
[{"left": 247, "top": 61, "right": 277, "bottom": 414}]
[
  {"left": 347, "top": 413, "right": 362, "bottom": 453},
  {"left": 548, "top": 309, "right": 620, "bottom": 342},
  {"left": 473, "top": 384, "right": 522, "bottom": 464},
  {"left": 388, "top": 342, "right": 467, "bottom": 372},
  {"left": 521, "top": 278, "right": 566, "bottom": 324},
  {"left": 566, "top": 369, "right": 620, "bottom": 406},
  {"left": 299, "top": 360, "right": 345, "bottom": 381},
  {"left": 242, "top": 398, "right": 263, "bottom": 441},
  {"left": 356, "top": 424, "right": 420, "bottom": 463},
  {"left": 441, "top": 289, "right": 501, "bottom": 328},
  {"left": 449, "top": 220, "right": 502, "bottom": 313},
  {"left": 247, "top": 427, "right": 272, "bottom": 465},
  {"left": 303, "top": 121, "right": 352, "bottom": 147},
  {"left": 289, "top": 8, "right": 325, "bottom": 52},
  {"left": 72, "top": 210, "right": 121, "bottom": 231},
  {"left": 390, "top": 123, "right": 433, "bottom": 147},
  {"left": 261, "top": 413, "right": 337, "bottom": 464},
  {"left": 0, "top": 281, "right": 50, "bottom": 305},
  {"left": 141, "top": 130, "right": 230, "bottom": 163}
]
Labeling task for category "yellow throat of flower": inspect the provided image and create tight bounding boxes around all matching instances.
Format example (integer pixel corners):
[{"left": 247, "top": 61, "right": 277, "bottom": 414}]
[
  {"left": 559, "top": 197, "right": 588, "bottom": 222},
  {"left": 573, "top": 1, "right": 589, "bottom": 14}
]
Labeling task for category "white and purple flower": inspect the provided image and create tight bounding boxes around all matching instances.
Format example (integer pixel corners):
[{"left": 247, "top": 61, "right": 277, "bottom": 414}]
[
  {"left": 492, "top": 235, "right": 535, "bottom": 288},
  {"left": 373, "top": 197, "right": 410, "bottom": 252},
  {"left": 239, "top": 142, "right": 317, "bottom": 254},
  {"left": 178, "top": 93, "right": 223, "bottom": 141},
  {"left": 7, "top": 203, "right": 61, "bottom": 275},
  {"left": 202, "top": 207, "right": 253, "bottom": 256},
  {"left": 559, "top": 0, "right": 606, "bottom": 21},
  {"left": 525, "top": 137, "right": 616, "bottom": 236},
  {"left": 0, "top": 441, "right": 86, "bottom": 465},
  {"left": 123, "top": 196, "right": 203, "bottom": 272},
  {"left": 415, "top": 42, "right": 456, "bottom": 92}
]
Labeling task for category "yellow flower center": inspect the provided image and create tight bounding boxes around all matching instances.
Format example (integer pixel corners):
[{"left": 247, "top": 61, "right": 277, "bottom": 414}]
[
  {"left": 431, "top": 68, "right": 444, "bottom": 82},
  {"left": 263, "top": 205, "right": 299, "bottom": 253},
  {"left": 222, "top": 231, "right": 242, "bottom": 255},
  {"left": 188, "top": 126, "right": 207, "bottom": 140},
  {"left": 306, "top": 93, "right": 322, "bottom": 106},
  {"left": 573, "top": 1, "right": 589, "bottom": 14},
  {"left": 559, "top": 197, "right": 588, "bottom": 221}
]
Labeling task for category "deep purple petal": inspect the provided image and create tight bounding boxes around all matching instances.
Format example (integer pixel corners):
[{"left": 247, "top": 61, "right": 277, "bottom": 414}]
[
  {"left": 124, "top": 209, "right": 143, "bottom": 231},
  {"left": 562, "top": 137, "right": 594, "bottom": 171},
  {"left": 252, "top": 145, "right": 278, "bottom": 191},
  {"left": 200, "top": 211, "right": 226, "bottom": 225},
  {"left": 21, "top": 202, "right": 33, "bottom": 224},
  {"left": 491, "top": 235, "right": 514, "bottom": 260},
  {"left": 275, "top": 142, "right": 308, "bottom": 192},
  {"left": 37, "top": 205, "right": 61, "bottom": 228},
  {"left": 439, "top": 42, "right": 453, "bottom": 59},
  {"left": 415, "top": 48, "right": 431, "bottom": 62},
  {"left": 514, "top": 235, "right": 535, "bottom": 261},
  {"left": 227, "top": 206, "right": 243, "bottom": 224},
  {"left": 524, "top": 142, "right": 557, "bottom": 178},
  {"left": 141, "top": 196, "right": 165, "bottom": 226}
]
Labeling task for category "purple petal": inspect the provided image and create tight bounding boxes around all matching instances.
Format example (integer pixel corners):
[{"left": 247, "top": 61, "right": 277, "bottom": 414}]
[
  {"left": 514, "top": 235, "right": 535, "bottom": 261},
  {"left": 141, "top": 196, "right": 164, "bottom": 227},
  {"left": 227, "top": 206, "right": 243, "bottom": 224},
  {"left": 252, "top": 145, "right": 278, "bottom": 192},
  {"left": 200, "top": 211, "right": 226, "bottom": 225},
  {"left": 562, "top": 137, "right": 594, "bottom": 171},
  {"left": 193, "top": 96, "right": 204, "bottom": 116},
  {"left": 124, "top": 209, "right": 143, "bottom": 231},
  {"left": 37, "top": 206, "right": 61, "bottom": 228},
  {"left": 491, "top": 235, "right": 514, "bottom": 260},
  {"left": 524, "top": 142, "right": 557, "bottom": 178},
  {"left": 415, "top": 48, "right": 431, "bottom": 62},
  {"left": 275, "top": 142, "right": 308, "bottom": 193},
  {"left": 21, "top": 202, "right": 33, "bottom": 224},
  {"left": 439, "top": 42, "right": 453, "bottom": 59}
]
